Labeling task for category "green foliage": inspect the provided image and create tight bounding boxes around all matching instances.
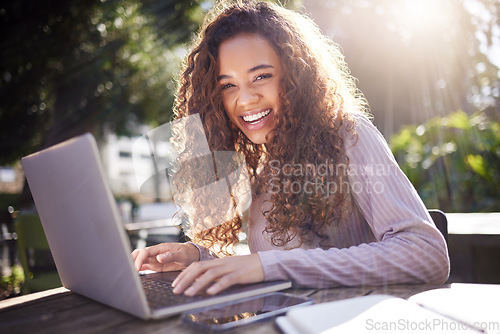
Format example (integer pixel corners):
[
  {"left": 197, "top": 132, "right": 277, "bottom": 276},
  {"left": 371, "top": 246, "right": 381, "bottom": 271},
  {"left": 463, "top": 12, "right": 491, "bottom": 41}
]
[
  {"left": 390, "top": 108, "right": 500, "bottom": 212},
  {"left": 0, "top": 0, "right": 205, "bottom": 165},
  {"left": 0, "top": 265, "right": 24, "bottom": 300}
]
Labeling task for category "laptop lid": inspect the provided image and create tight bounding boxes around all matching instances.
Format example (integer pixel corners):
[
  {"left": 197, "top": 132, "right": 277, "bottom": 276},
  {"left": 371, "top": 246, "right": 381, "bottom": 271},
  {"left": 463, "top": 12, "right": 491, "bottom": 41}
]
[
  {"left": 22, "top": 133, "right": 151, "bottom": 319},
  {"left": 22, "top": 133, "right": 292, "bottom": 320}
]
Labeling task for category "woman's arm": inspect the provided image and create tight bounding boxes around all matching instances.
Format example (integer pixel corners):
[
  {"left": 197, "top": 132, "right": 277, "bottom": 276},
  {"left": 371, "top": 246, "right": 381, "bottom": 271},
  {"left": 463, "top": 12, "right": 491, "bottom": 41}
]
[{"left": 257, "top": 116, "right": 450, "bottom": 287}]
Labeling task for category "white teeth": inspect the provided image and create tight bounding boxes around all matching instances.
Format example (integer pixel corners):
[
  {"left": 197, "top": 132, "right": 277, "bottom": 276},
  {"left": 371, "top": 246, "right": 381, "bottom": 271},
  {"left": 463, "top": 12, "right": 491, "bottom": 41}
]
[{"left": 242, "top": 109, "right": 271, "bottom": 123}]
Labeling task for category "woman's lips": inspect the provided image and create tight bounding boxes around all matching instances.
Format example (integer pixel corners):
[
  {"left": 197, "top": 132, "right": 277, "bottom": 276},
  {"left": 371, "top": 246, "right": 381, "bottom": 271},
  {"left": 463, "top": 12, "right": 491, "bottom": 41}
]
[
  {"left": 242, "top": 108, "right": 271, "bottom": 123},
  {"left": 239, "top": 108, "right": 273, "bottom": 130}
]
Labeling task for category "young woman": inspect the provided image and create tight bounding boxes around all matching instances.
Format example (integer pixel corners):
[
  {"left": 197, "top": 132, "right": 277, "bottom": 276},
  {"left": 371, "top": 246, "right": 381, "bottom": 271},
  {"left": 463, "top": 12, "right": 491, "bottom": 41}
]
[{"left": 132, "top": 0, "right": 449, "bottom": 296}]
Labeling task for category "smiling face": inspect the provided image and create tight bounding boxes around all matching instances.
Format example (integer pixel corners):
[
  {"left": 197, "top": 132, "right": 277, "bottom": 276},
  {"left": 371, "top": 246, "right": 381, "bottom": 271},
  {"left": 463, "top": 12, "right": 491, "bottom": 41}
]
[{"left": 217, "top": 33, "right": 282, "bottom": 145}]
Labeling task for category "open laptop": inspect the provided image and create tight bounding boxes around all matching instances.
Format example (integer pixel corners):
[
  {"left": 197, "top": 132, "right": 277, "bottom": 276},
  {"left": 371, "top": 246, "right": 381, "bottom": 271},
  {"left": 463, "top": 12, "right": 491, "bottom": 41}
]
[{"left": 21, "top": 133, "right": 291, "bottom": 319}]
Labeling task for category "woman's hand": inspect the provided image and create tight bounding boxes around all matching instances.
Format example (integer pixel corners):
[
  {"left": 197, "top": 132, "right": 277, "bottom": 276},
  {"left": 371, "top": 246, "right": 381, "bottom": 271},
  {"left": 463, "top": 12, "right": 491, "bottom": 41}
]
[
  {"left": 132, "top": 242, "right": 200, "bottom": 272},
  {"left": 172, "top": 253, "right": 264, "bottom": 296}
]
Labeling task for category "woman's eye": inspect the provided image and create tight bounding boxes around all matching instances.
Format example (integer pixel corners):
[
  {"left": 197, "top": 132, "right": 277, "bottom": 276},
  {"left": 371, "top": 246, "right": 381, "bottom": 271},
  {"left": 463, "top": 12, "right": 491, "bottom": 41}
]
[
  {"left": 221, "top": 83, "right": 235, "bottom": 90},
  {"left": 255, "top": 73, "right": 272, "bottom": 81}
]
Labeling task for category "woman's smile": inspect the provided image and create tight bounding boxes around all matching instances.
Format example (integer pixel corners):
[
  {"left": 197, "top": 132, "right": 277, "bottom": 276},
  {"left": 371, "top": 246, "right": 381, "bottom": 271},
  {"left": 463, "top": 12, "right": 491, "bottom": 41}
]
[
  {"left": 239, "top": 108, "right": 274, "bottom": 133},
  {"left": 241, "top": 108, "right": 272, "bottom": 124}
]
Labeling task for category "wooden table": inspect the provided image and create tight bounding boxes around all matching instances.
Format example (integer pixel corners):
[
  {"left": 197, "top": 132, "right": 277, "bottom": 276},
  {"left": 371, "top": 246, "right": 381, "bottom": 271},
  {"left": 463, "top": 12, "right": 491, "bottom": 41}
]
[{"left": 0, "top": 283, "right": 447, "bottom": 333}]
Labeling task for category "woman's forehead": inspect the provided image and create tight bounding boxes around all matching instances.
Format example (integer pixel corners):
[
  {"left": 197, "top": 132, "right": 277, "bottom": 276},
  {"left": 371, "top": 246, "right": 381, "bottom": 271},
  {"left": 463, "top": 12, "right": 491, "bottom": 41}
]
[{"left": 217, "top": 33, "right": 281, "bottom": 75}]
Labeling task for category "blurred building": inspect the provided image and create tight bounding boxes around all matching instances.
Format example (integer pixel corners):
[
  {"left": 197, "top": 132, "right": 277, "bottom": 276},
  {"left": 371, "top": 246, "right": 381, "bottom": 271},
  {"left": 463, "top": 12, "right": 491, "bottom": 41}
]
[
  {"left": 100, "top": 133, "right": 144, "bottom": 196},
  {"left": 99, "top": 131, "right": 174, "bottom": 203},
  {"left": 0, "top": 166, "right": 23, "bottom": 194}
]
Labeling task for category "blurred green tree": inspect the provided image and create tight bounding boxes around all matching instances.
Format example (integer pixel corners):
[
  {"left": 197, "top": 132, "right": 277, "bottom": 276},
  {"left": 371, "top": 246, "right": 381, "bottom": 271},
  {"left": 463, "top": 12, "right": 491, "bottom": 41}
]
[
  {"left": 0, "top": 0, "right": 205, "bottom": 165},
  {"left": 390, "top": 108, "right": 500, "bottom": 212}
]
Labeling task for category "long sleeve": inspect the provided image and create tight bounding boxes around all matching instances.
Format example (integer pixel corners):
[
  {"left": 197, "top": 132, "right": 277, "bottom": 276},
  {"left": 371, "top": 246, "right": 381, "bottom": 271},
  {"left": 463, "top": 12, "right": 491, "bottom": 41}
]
[
  {"left": 187, "top": 242, "right": 217, "bottom": 261},
  {"left": 257, "top": 116, "right": 450, "bottom": 287}
]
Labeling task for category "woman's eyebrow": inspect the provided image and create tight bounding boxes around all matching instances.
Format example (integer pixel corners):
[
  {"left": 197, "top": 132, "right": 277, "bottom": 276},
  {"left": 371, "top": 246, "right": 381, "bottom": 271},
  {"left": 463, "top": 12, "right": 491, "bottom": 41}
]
[
  {"left": 217, "top": 64, "right": 275, "bottom": 81},
  {"left": 248, "top": 64, "right": 274, "bottom": 73}
]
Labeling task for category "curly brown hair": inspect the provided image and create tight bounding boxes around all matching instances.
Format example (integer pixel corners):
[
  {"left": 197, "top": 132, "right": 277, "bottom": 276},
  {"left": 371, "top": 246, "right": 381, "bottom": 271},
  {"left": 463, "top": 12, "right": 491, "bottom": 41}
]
[{"left": 173, "top": 0, "right": 369, "bottom": 255}]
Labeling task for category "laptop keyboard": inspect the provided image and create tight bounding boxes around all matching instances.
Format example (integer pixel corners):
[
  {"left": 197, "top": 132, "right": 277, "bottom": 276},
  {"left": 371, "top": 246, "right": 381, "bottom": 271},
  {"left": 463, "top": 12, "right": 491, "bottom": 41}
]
[
  {"left": 140, "top": 273, "right": 209, "bottom": 309},
  {"left": 140, "top": 271, "right": 285, "bottom": 311}
]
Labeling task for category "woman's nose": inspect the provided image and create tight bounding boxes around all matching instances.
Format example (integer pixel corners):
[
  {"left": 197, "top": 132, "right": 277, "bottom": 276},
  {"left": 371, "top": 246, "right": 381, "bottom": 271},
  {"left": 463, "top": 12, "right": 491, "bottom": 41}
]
[{"left": 237, "top": 86, "right": 259, "bottom": 107}]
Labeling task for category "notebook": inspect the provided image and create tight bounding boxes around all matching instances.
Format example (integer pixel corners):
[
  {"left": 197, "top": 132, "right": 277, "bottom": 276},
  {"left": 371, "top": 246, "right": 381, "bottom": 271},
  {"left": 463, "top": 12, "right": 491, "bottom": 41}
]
[
  {"left": 21, "top": 133, "right": 291, "bottom": 319},
  {"left": 275, "top": 283, "right": 500, "bottom": 334}
]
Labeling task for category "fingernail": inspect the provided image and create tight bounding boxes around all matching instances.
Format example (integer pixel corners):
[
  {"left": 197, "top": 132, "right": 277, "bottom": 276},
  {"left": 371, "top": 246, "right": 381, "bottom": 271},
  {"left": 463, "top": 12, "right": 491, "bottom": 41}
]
[{"left": 157, "top": 254, "right": 166, "bottom": 262}]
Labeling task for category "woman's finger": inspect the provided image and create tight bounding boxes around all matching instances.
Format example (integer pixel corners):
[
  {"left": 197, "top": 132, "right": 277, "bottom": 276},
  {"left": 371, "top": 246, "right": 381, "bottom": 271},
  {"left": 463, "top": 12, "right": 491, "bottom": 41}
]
[
  {"left": 172, "top": 261, "right": 210, "bottom": 293},
  {"left": 133, "top": 247, "right": 153, "bottom": 271}
]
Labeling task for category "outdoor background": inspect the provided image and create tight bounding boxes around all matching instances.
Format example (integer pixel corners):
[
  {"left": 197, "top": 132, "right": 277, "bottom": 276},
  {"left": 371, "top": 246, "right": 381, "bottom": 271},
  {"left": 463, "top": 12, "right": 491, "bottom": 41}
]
[
  {"left": 2, "top": 0, "right": 499, "bottom": 212},
  {"left": 0, "top": 0, "right": 499, "bottom": 296}
]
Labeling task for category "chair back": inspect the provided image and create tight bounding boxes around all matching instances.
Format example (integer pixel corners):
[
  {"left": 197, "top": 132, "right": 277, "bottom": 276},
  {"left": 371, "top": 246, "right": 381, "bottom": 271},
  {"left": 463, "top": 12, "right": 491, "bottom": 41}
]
[
  {"left": 14, "top": 213, "right": 61, "bottom": 293},
  {"left": 428, "top": 209, "right": 448, "bottom": 243}
]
